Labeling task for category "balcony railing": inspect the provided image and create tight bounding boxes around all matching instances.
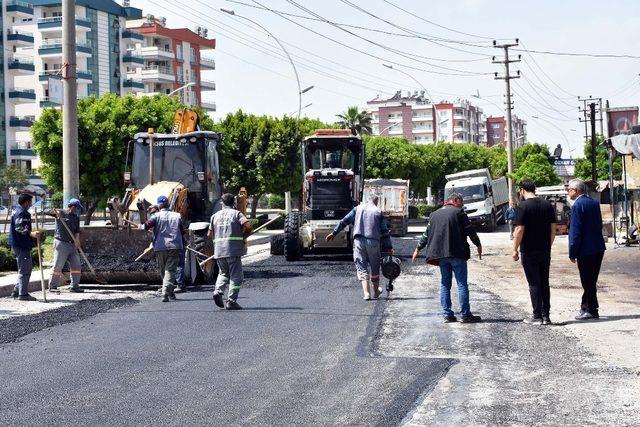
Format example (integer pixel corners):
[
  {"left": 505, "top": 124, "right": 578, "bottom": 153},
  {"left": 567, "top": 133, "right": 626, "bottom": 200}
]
[
  {"left": 123, "top": 79, "right": 145, "bottom": 90},
  {"left": 39, "top": 40, "right": 92, "bottom": 55},
  {"left": 37, "top": 16, "right": 91, "bottom": 30},
  {"left": 10, "top": 140, "right": 32, "bottom": 150},
  {"left": 121, "top": 30, "right": 143, "bottom": 41},
  {"left": 40, "top": 97, "right": 61, "bottom": 108},
  {"left": 6, "top": 1, "right": 34, "bottom": 15},
  {"left": 142, "top": 65, "right": 173, "bottom": 75},
  {"left": 7, "top": 30, "right": 34, "bottom": 43},
  {"left": 200, "top": 80, "right": 216, "bottom": 90},
  {"left": 122, "top": 53, "right": 144, "bottom": 64},
  {"left": 9, "top": 88, "right": 36, "bottom": 100},
  {"left": 9, "top": 116, "right": 35, "bottom": 127},
  {"left": 200, "top": 57, "right": 216, "bottom": 69},
  {"left": 8, "top": 56, "right": 35, "bottom": 72}
]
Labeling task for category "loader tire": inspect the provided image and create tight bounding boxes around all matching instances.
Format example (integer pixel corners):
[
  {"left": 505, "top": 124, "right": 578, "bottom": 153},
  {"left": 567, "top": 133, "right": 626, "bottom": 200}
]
[
  {"left": 270, "top": 234, "right": 285, "bottom": 255},
  {"left": 284, "top": 213, "right": 302, "bottom": 261}
]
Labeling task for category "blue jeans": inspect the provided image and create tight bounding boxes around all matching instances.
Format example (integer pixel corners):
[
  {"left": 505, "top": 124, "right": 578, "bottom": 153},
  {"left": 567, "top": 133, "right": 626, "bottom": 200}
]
[
  {"left": 175, "top": 249, "right": 185, "bottom": 289},
  {"left": 439, "top": 257, "right": 471, "bottom": 318}
]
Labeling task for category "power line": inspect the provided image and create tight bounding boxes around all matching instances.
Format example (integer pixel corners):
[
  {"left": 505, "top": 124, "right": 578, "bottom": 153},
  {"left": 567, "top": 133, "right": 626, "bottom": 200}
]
[
  {"left": 381, "top": 0, "right": 500, "bottom": 41},
  {"left": 518, "top": 76, "right": 576, "bottom": 116},
  {"left": 515, "top": 47, "right": 640, "bottom": 59},
  {"left": 281, "top": 0, "right": 492, "bottom": 74},
  {"left": 519, "top": 42, "right": 578, "bottom": 98},
  {"left": 246, "top": 0, "right": 491, "bottom": 76}
]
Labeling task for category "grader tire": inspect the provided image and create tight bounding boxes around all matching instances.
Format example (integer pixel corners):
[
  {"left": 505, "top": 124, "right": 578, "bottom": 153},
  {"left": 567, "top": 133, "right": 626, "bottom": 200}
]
[{"left": 284, "top": 213, "right": 302, "bottom": 261}]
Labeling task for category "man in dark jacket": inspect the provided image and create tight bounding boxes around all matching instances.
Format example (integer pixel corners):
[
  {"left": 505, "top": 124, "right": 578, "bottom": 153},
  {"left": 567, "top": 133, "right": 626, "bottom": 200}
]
[
  {"left": 412, "top": 193, "right": 482, "bottom": 323},
  {"left": 567, "top": 179, "right": 606, "bottom": 320},
  {"left": 9, "top": 193, "right": 40, "bottom": 301}
]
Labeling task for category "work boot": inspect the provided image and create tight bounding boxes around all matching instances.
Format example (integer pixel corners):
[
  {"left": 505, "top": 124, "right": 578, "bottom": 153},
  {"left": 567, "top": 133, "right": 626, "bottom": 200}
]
[
  {"left": 48, "top": 286, "right": 60, "bottom": 294},
  {"left": 542, "top": 316, "right": 553, "bottom": 325},
  {"left": 443, "top": 315, "right": 457, "bottom": 323},
  {"left": 213, "top": 292, "right": 224, "bottom": 308},
  {"left": 523, "top": 316, "right": 542, "bottom": 325},
  {"left": 18, "top": 294, "right": 37, "bottom": 301},
  {"left": 575, "top": 311, "right": 596, "bottom": 321},
  {"left": 169, "top": 291, "right": 177, "bottom": 300},
  {"left": 162, "top": 294, "right": 170, "bottom": 303},
  {"left": 11, "top": 288, "right": 19, "bottom": 299},
  {"left": 460, "top": 314, "right": 482, "bottom": 323},
  {"left": 225, "top": 300, "right": 242, "bottom": 310},
  {"left": 69, "top": 287, "right": 84, "bottom": 293}
]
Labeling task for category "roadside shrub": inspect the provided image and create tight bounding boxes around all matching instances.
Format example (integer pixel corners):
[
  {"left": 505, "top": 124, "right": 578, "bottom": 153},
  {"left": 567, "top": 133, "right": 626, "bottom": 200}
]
[
  {"left": 268, "top": 194, "right": 285, "bottom": 209},
  {"left": 409, "top": 205, "right": 419, "bottom": 219},
  {"left": 417, "top": 204, "right": 438, "bottom": 218}
]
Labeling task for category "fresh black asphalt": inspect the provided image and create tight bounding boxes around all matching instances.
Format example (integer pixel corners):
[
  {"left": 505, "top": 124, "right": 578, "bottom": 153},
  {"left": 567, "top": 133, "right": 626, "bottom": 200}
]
[{"left": 0, "top": 238, "right": 452, "bottom": 426}]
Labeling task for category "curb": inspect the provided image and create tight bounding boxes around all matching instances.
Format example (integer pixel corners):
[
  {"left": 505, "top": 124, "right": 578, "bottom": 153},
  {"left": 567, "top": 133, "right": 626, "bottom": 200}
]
[{"left": 0, "top": 235, "right": 275, "bottom": 298}]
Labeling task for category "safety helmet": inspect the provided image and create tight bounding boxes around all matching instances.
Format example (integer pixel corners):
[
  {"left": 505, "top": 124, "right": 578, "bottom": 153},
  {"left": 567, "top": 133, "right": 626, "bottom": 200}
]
[{"left": 381, "top": 255, "right": 401, "bottom": 281}]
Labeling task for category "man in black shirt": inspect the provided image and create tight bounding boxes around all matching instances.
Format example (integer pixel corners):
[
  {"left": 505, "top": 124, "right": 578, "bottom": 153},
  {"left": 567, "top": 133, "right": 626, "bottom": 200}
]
[{"left": 512, "top": 180, "right": 557, "bottom": 325}]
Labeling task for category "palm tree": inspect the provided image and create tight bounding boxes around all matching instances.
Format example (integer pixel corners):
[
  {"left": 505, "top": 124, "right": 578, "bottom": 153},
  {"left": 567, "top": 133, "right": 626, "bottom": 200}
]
[{"left": 336, "top": 106, "right": 372, "bottom": 136}]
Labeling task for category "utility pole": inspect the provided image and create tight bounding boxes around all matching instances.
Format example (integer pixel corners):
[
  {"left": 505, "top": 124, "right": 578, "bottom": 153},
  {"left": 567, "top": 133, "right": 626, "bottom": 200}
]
[
  {"left": 578, "top": 97, "right": 603, "bottom": 182},
  {"left": 493, "top": 39, "right": 520, "bottom": 205},
  {"left": 62, "top": 0, "right": 79, "bottom": 205}
]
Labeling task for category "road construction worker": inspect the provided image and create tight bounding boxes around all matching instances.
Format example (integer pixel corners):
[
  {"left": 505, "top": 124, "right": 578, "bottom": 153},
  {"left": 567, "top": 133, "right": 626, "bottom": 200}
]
[
  {"left": 45, "top": 198, "right": 85, "bottom": 293},
  {"left": 209, "top": 193, "right": 251, "bottom": 310},
  {"left": 327, "top": 195, "right": 393, "bottom": 300},
  {"left": 9, "top": 193, "right": 40, "bottom": 301},
  {"left": 142, "top": 196, "right": 186, "bottom": 302}
]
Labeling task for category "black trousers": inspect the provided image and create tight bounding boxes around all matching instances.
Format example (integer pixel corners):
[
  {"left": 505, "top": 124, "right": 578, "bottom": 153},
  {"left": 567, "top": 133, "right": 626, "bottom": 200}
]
[
  {"left": 521, "top": 250, "right": 551, "bottom": 318},
  {"left": 577, "top": 251, "right": 604, "bottom": 314}
]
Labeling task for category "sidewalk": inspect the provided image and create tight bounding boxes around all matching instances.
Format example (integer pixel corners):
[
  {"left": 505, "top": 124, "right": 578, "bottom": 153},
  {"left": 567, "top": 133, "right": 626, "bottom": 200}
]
[{"left": 0, "top": 229, "right": 281, "bottom": 299}]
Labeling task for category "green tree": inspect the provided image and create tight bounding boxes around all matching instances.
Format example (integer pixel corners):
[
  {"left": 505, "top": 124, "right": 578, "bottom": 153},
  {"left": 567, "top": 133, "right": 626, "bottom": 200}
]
[
  {"left": 32, "top": 94, "right": 209, "bottom": 223},
  {"left": 0, "top": 166, "right": 29, "bottom": 196},
  {"left": 364, "top": 136, "right": 437, "bottom": 194},
  {"left": 512, "top": 153, "right": 561, "bottom": 187},
  {"left": 514, "top": 142, "right": 552, "bottom": 167},
  {"left": 574, "top": 136, "right": 622, "bottom": 181},
  {"left": 336, "top": 106, "right": 372, "bottom": 136},
  {"left": 214, "top": 110, "right": 331, "bottom": 217}
]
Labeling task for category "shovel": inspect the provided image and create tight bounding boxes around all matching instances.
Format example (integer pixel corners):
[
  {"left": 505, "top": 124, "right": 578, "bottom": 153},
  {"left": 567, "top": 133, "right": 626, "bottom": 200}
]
[{"left": 33, "top": 207, "right": 47, "bottom": 302}]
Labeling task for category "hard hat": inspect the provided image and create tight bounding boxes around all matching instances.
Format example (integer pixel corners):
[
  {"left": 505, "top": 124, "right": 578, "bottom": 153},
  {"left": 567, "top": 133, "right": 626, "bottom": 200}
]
[
  {"left": 68, "top": 198, "right": 84, "bottom": 210},
  {"left": 157, "top": 195, "right": 169, "bottom": 205},
  {"left": 381, "top": 255, "right": 401, "bottom": 281}
]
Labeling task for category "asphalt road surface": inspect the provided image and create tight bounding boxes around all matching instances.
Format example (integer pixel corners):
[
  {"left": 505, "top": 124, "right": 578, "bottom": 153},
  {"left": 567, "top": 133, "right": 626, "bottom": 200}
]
[{"left": 0, "top": 238, "right": 450, "bottom": 426}]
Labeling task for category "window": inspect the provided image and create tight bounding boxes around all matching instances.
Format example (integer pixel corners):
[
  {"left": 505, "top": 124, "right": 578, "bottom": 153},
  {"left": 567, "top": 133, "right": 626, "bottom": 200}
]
[
  {"left": 190, "top": 70, "right": 196, "bottom": 83},
  {"left": 176, "top": 44, "right": 183, "bottom": 60},
  {"left": 190, "top": 47, "right": 197, "bottom": 62},
  {"left": 176, "top": 66, "right": 183, "bottom": 82}
]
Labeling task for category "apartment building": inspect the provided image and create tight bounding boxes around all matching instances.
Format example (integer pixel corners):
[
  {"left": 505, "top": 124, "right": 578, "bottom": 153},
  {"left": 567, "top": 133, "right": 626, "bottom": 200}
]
[
  {"left": 486, "top": 115, "right": 527, "bottom": 148},
  {"left": 1, "top": 0, "right": 143, "bottom": 186},
  {"left": 367, "top": 91, "right": 486, "bottom": 144},
  {"left": 126, "top": 15, "right": 216, "bottom": 112}
]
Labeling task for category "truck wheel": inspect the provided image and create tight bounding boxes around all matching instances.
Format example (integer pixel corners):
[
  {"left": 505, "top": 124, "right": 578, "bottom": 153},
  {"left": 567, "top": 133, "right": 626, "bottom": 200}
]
[
  {"left": 270, "top": 234, "right": 285, "bottom": 255},
  {"left": 486, "top": 212, "right": 497, "bottom": 232},
  {"left": 284, "top": 213, "right": 302, "bottom": 261}
]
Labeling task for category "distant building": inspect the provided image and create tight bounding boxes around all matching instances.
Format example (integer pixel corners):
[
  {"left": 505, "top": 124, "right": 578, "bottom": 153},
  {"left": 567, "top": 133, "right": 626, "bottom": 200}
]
[
  {"left": 486, "top": 115, "right": 527, "bottom": 148},
  {"left": 126, "top": 15, "right": 216, "bottom": 112},
  {"left": 366, "top": 91, "right": 486, "bottom": 144}
]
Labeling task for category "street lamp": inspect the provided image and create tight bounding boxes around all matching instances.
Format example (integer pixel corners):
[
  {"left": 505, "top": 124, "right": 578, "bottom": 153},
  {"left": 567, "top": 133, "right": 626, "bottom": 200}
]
[
  {"left": 168, "top": 81, "right": 196, "bottom": 97},
  {"left": 379, "top": 122, "right": 402, "bottom": 134},
  {"left": 221, "top": 8, "right": 305, "bottom": 120},
  {"left": 289, "top": 103, "right": 312, "bottom": 116},
  {"left": 382, "top": 63, "right": 440, "bottom": 142}
]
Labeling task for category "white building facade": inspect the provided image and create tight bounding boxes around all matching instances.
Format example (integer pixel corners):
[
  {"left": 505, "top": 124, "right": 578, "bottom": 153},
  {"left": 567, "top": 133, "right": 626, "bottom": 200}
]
[{"left": 1, "top": 0, "right": 143, "bottom": 187}]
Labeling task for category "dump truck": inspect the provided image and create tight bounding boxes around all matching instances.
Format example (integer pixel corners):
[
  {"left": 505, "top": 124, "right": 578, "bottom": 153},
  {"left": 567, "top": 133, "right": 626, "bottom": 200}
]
[
  {"left": 363, "top": 179, "right": 409, "bottom": 236},
  {"left": 283, "top": 129, "right": 365, "bottom": 261},
  {"left": 444, "top": 168, "right": 509, "bottom": 231},
  {"left": 79, "top": 109, "right": 231, "bottom": 285}
]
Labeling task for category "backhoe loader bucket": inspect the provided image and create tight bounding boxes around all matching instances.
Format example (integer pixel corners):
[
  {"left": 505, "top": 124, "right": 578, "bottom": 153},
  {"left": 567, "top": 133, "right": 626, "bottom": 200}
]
[{"left": 79, "top": 226, "right": 161, "bottom": 284}]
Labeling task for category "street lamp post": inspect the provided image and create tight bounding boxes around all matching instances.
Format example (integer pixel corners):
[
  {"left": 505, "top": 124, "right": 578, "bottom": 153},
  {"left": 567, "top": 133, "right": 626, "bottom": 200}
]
[
  {"left": 221, "top": 8, "right": 306, "bottom": 120},
  {"left": 168, "top": 81, "right": 196, "bottom": 97},
  {"left": 382, "top": 64, "right": 440, "bottom": 142},
  {"left": 379, "top": 122, "right": 401, "bottom": 135}
]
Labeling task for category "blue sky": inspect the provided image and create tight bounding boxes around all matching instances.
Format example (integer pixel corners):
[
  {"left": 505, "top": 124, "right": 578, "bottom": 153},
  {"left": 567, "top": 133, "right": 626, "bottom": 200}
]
[{"left": 129, "top": 0, "right": 640, "bottom": 156}]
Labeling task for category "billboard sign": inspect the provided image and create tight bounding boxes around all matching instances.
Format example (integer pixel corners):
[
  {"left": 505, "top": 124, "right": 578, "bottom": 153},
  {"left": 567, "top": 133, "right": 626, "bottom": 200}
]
[{"left": 607, "top": 107, "right": 638, "bottom": 137}]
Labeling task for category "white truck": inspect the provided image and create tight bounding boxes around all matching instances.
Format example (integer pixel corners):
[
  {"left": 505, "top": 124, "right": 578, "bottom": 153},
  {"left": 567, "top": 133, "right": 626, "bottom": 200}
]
[
  {"left": 363, "top": 178, "right": 410, "bottom": 236},
  {"left": 444, "top": 168, "right": 509, "bottom": 232}
]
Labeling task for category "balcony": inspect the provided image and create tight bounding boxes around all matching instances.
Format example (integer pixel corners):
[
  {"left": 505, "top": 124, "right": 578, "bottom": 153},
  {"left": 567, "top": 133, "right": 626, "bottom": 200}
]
[
  {"left": 123, "top": 53, "right": 144, "bottom": 65},
  {"left": 200, "top": 80, "right": 216, "bottom": 91},
  {"left": 39, "top": 40, "right": 92, "bottom": 57},
  {"left": 10, "top": 141, "right": 35, "bottom": 157},
  {"left": 40, "top": 97, "right": 61, "bottom": 108},
  {"left": 138, "top": 46, "right": 174, "bottom": 61},
  {"left": 39, "top": 71, "right": 61, "bottom": 82},
  {"left": 6, "top": 1, "right": 33, "bottom": 16},
  {"left": 37, "top": 16, "right": 92, "bottom": 33},
  {"left": 121, "top": 30, "right": 143, "bottom": 42},
  {"left": 6, "top": 30, "right": 34, "bottom": 46},
  {"left": 139, "top": 65, "right": 175, "bottom": 83},
  {"left": 8, "top": 56, "right": 35, "bottom": 73},
  {"left": 201, "top": 101, "right": 216, "bottom": 112},
  {"left": 9, "top": 88, "right": 36, "bottom": 103},
  {"left": 200, "top": 57, "right": 216, "bottom": 70},
  {"left": 9, "top": 116, "right": 35, "bottom": 129},
  {"left": 123, "top": 79, "right": 145, "bottom": 91}
]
